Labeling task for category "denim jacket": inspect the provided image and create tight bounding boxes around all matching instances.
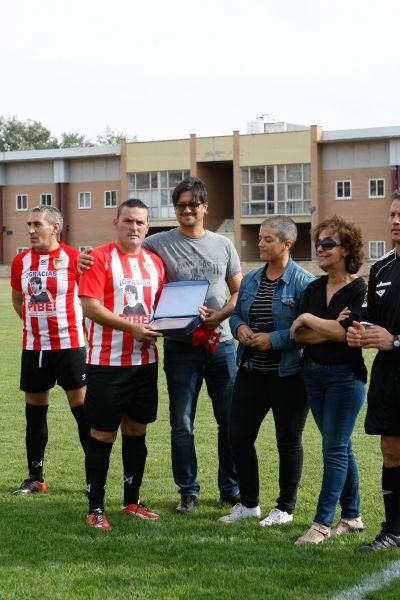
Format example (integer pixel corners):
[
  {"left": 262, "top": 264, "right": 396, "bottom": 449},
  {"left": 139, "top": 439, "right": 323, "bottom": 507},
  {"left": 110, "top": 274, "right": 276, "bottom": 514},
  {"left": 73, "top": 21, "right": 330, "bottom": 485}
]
[{"left": 230, "top": 257, "right": 314, "bottom": 377}]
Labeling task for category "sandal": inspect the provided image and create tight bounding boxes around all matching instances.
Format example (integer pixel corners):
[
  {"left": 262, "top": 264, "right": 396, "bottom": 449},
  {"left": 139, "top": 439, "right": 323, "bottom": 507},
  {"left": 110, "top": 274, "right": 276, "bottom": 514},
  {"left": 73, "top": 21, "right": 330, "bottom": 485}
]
[
  {"left": 295, "top": 522, "right": 331, "bottom": 545},
  {"left": 332, "top": 516, "right": 365, "bottom": 536}
]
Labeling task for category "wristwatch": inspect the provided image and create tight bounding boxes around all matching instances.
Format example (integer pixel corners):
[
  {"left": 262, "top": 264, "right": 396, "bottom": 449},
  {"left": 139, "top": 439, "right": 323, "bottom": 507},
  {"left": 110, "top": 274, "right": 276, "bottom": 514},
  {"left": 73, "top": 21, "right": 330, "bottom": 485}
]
[{"left": 393, "top": 335, "right": 400, "bottom": 349}]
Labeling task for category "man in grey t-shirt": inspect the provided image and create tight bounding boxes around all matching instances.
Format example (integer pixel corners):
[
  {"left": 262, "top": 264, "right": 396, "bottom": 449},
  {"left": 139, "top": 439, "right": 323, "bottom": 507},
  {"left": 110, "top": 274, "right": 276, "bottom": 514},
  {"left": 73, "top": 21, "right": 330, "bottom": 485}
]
[{"left": 143, "top": 177, "right": 242, "bottom": 514}]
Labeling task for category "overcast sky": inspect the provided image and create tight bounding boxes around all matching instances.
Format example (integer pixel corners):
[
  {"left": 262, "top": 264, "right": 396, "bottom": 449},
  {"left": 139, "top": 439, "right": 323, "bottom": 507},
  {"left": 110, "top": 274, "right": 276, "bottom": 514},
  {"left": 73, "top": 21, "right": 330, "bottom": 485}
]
[{"left": 2, "top": 0, "right": 399, "bottom": 142}]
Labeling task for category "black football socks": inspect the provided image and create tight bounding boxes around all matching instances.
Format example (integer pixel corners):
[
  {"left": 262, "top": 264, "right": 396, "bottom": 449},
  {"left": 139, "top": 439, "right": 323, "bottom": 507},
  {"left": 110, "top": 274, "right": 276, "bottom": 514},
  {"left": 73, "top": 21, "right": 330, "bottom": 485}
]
[
  {"left": 25, "top": 404, "right": 48, "bottom": 482},
  {"left": 122, "top": 434, "right": 147, "bottom": 506},
  {"left": 85, "top": 436, "right": 113, "bottom": 513}
]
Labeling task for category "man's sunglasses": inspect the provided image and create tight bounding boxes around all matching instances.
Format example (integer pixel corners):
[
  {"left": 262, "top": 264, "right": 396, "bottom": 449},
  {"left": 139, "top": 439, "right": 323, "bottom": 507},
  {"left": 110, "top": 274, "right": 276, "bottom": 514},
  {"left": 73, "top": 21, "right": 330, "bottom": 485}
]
[
  {"left": 314, "top": 237, "right": 343, "bottom": 250},
  {"left": 174, "top": 202, "right": 203, "bottom": 212}
]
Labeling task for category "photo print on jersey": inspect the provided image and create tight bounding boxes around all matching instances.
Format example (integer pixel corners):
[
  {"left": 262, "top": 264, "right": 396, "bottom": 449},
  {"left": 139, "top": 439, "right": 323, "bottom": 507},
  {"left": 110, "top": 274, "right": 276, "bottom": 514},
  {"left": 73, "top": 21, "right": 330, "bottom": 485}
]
[
  {"left": 122, "top": 284, "right": 147, "bottom": 316},
  {"left": 29, "top": 277, "right": 52, "bottom": 303}
]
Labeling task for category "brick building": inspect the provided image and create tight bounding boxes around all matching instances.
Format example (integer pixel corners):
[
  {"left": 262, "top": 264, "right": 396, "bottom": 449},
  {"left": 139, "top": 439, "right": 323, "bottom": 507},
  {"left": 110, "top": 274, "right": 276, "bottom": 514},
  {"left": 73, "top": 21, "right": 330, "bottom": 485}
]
[{"left": 0, "top": 123, "right": 399, "bottom": 268}]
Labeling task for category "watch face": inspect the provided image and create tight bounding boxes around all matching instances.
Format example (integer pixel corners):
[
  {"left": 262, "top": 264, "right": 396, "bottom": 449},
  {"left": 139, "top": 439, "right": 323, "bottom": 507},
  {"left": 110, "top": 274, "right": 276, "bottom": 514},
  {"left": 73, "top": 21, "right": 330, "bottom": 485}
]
[{"left": 393, "top": 337, "right": 400, "bottom": 348}]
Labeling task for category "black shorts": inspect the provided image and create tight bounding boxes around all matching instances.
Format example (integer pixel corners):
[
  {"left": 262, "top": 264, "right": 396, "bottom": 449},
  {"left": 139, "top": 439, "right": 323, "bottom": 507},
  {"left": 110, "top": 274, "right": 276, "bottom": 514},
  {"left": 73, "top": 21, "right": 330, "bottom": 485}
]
[
  {"left": 20, "top": 348, "right": 87, "bottom": 393},
  {"left": 84, "top": 362, "right": 158, "bottom": 432},
  {"left": 365, "top": 352, "right": 400, "bottom": 435}
]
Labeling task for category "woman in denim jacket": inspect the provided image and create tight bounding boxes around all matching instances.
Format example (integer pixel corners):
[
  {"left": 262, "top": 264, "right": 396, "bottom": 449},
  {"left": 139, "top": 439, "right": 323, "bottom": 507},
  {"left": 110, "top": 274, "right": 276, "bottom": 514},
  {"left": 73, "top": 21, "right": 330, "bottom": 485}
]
[
  {"left": 219, "top": 216, "right": 314, "bottom": 526},
  {"left": 291, "top": 215, "right": 366, "bottom": 545}
]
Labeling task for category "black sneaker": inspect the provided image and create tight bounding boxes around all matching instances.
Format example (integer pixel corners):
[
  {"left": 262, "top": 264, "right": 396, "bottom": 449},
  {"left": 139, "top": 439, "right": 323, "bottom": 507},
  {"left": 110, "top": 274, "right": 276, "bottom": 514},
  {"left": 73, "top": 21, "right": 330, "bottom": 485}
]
[
  {"left": 220, "top": 492, "right": 241, "bottom": 506},
  {"left": 358, "top": 523, "right": 400, "bottom": 553},
  {"left": 176, "top": 494, "right": 198, "bottom": 514}
]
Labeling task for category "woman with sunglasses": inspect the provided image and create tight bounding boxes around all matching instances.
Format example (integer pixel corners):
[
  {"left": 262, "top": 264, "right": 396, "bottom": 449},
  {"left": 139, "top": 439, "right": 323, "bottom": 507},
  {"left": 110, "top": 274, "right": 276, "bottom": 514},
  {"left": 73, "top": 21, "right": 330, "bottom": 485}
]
[{"left": 290, "top": 215, "right": 367, "bottom": 545}]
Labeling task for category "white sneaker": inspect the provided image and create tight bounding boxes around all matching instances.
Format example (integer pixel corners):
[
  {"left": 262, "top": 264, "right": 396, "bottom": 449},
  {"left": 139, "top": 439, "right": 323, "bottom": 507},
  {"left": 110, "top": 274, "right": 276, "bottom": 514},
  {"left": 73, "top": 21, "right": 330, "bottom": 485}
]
[
  {"left": 218, "top": 502, "right": 261, "bottom": 523},
  {"left": 259, "top": 508, "right": 294, "bottom": 527}
]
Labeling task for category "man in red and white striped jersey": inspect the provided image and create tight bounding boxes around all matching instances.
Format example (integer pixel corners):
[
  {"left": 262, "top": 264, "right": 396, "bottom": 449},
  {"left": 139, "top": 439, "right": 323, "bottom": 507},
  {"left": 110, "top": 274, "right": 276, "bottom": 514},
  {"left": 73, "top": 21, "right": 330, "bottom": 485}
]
[
  {"left": 11, "top": 206, "right": 89, "bottom": 495},
  {"left": 78, "top": 198, "right": 164, "bottom": 529}
]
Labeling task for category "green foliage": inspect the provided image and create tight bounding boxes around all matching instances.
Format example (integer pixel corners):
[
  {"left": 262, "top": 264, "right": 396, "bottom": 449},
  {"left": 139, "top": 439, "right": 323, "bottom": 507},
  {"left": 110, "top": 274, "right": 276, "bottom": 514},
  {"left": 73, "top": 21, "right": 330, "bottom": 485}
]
[
  {"left": 0, "top": 116, "right": 59, "bottom": 151},
  {"left": 96, "top": 125, "right": 131, "bottom": 145},
  {"left": 59, "top": 132, "right": 94, "bottom": 148},
  {"left": 0, "top": 280, "right": 399, "bottom": 599},
  {"left": 0, "top": 117, "right": 131, "bottom": 151}
]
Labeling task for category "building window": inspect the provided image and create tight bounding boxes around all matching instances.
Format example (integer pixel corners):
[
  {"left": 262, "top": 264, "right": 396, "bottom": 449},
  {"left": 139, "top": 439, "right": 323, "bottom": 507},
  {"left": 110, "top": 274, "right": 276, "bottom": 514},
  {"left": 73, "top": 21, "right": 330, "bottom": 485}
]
[
  {"left": 104, "top": 190, "right": 117, "bottom": 208},
  {"left": 16, "top": 247, "right": 28, "bottom": 254},
  {"left": 336, "top": 180, "right": 352, "bottom": 200},
  {"left": 241, "top": 164, "right": 311, "bottom": 216},
  {"left": 40, "top": 193, "right": 52, "bottom": 206},
  {"left": 78, "top": 192, "right": 91, "bottom": 209},
  {"left": 369, "top": 179, "right": 385, "bottom": 199},
  {"left": 127, "top": 170, "right": 190, "bottom": 219},
  {"left": 78, "top": 245, "right": 92, "bottom": 252},
  {"left": 16, "top": 194, "right": 28, "bottom": 211},
  {"left": 369, "top": 241, "right": 386, "bottom": 260}
]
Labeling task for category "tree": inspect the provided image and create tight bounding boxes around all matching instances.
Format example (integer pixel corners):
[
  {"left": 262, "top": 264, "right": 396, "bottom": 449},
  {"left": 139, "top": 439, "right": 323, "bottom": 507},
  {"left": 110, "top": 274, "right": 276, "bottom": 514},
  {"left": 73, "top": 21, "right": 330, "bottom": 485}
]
[
  {"left": 59, "top": 132, "right": 93, "bottom": 148},
  {"left": 96, "top": 125, "right": 134, "bottom": 145},
  {"left": 0, "top": 116, "right": 134, "bottom": 151},
  {"left": 0, "top": 116, "right": 59, "bottom": 152}
]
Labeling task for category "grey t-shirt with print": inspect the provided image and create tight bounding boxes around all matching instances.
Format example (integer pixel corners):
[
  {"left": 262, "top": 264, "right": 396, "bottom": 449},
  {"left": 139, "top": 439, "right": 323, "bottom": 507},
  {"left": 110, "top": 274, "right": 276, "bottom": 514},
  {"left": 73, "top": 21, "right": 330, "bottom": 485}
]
[{"left": 142, "top": 228, "right": 241, "bottom": 342}]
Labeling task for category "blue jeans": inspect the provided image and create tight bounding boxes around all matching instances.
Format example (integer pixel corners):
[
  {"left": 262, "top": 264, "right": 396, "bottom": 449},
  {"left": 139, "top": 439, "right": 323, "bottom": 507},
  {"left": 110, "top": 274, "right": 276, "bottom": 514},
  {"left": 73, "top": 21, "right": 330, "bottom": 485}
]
[
  {"left": 303, "top": 361, "right": 365, "bottom": 527},
  {"left": 164, "top": 339, "right": 239, "bottom": 497}
]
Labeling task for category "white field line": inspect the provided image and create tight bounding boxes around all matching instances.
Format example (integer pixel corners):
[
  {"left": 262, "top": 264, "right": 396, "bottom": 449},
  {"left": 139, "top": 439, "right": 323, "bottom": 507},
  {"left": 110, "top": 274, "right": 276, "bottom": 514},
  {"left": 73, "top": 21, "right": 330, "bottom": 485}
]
[{"left": 330, "top": 560, "right": 400, "bottom": 600}]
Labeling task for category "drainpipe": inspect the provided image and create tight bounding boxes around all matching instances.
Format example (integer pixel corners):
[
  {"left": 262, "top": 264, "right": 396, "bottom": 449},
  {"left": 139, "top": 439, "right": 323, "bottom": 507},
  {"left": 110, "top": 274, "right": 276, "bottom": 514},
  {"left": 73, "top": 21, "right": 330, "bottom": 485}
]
[
  {"left": 56, "top": 182, "right": 68, "bottom": 244},
  {"left": 391, "top": 166, "right": 399, "bottom": 194}
]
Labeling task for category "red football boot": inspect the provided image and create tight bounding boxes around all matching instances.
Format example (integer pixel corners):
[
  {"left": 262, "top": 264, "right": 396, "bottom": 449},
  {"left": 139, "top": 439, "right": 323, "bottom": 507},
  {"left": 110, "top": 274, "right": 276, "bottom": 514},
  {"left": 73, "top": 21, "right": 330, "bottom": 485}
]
[
  {"left": 86, "top": 508, "right": 111, "bottom": 530},
  {"left": 121, "top": 502, "right": 159, "bottom": 521}
]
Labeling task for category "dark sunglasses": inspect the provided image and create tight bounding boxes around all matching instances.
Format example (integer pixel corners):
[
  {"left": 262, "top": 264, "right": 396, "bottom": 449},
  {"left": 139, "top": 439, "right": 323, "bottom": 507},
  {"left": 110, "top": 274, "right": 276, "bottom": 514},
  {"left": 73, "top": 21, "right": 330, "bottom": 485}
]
[
  {"left": 174, "top": 201, "right": 203, "bottom": 212},
  {"left": 314, "top": 237, "right": 343, "bottom": 250}
]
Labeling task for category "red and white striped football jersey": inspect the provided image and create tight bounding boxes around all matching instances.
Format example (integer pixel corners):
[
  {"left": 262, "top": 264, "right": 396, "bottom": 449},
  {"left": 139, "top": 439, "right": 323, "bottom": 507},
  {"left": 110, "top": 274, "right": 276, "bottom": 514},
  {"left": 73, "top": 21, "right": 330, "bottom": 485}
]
[
  {"left": 11, "top": 243, "right": 85, "bottom": 351},
  {"left": 78, "top": 242, "right": 165, "bottom": 366}
]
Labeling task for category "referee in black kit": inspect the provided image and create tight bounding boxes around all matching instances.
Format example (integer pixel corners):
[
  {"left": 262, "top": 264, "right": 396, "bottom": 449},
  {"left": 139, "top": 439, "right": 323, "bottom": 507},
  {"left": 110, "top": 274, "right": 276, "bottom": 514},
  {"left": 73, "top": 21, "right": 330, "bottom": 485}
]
[{"left": 347, "top": 190, "right": 400, "bottom": 552}]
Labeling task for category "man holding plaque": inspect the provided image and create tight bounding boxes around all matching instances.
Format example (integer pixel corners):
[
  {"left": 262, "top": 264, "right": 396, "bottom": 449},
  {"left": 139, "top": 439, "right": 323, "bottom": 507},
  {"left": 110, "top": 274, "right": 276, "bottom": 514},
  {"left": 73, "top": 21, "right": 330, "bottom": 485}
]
[
  {"left": 141, "top": 177, "right": 242, "bottom": 514},
  {"left": 78, "top": 199, "right": 164, "bottom": 529}
]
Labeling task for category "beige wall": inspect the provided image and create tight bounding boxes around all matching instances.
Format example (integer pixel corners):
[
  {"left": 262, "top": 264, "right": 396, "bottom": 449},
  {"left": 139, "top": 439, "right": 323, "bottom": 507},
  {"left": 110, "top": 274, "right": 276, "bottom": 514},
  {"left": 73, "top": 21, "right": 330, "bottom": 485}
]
[
  {"left": 318, "top": 167, "right": 393, "bottom": 256},
  {"left": 126, "top": 139, "right": 190, "bottom": 172},
  {"left": 196, "top": 136, "right": 233, "bottom": 162},
  {"left": 126, "top": 131, "right": 311, "bottom": 172},
  {"left": 239, "top": 130, "right": 311, "bottom": 167}
]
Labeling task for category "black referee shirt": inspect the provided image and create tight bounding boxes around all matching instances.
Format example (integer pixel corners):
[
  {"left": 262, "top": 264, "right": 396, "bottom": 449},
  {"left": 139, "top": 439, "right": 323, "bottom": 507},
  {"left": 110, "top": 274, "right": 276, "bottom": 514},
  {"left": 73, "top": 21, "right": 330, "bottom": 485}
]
[
  {"left": 301, "top": 275, "right": 367, "bottom": 381},
  {"left": 363, "top": 249, "right": 400, "bottom": 334}
]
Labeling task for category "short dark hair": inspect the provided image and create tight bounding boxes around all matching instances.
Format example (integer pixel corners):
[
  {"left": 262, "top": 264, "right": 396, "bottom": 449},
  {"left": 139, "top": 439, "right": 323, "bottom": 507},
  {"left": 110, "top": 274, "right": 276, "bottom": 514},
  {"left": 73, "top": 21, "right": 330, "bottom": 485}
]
[
  {"left": 30, "top": 276, "right": 42, "bottom": 288},
  {"left": 117, "top": 198, "right": 149, "bottom": 219},
  {"left": 125, "top": 284, "right": 138, "bottom": 297},
  {"left": 392, "top": 189, "right": 400, "bottom": 200},
  {"left": 172, "top": 176, "right": 208, "bottom": 205},
  {"left": 313, "top": 215, "right": 364, "bottom": 274}
]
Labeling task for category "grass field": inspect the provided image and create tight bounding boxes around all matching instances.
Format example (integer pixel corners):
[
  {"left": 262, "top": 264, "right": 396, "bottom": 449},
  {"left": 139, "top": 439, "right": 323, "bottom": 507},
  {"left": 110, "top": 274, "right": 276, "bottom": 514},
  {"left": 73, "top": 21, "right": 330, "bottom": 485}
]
[{"left": 1, "top": 279, "right": 400, "bottom": 599}]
